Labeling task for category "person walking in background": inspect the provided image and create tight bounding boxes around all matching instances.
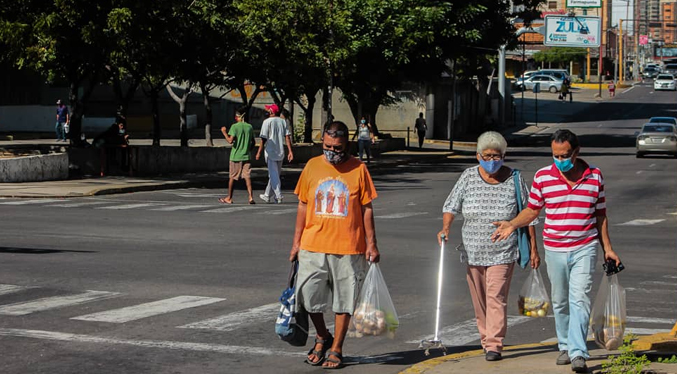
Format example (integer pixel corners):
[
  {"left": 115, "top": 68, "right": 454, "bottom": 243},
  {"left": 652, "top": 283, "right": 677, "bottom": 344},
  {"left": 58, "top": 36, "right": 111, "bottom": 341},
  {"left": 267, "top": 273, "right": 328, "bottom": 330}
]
[
  {"left": 55, "top": 99, "right": 69, "bottom": 142},
  {"left": 491, "top": 129, "right": 621, "bottom": 373},
  {"left": 437, "top": 131, "right": 538, "bottom": 362},
  {"left": 414, "top": 112, "right": 427, "bottom": 148},
  {"left": 352, "top": 116, "right": 374, "bottom": 163},
  {"left": 219, "top": 106, "right": 255, "bottom": 204},
  {"left": 291, "top": 121, "right": 379, "bottom": 369},
  {"left": 608, "top": 81, "right": 616, "bottom": 97},
  {"left": 256, "top": 104, "right": 294, "bottom": 204}
]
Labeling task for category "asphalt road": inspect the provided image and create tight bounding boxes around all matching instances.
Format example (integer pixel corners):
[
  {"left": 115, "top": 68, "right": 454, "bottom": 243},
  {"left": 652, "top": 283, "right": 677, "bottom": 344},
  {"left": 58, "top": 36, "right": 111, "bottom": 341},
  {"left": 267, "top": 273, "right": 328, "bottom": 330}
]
[{"left": 1, "top": 83, "right": 676, "bottom": 374}]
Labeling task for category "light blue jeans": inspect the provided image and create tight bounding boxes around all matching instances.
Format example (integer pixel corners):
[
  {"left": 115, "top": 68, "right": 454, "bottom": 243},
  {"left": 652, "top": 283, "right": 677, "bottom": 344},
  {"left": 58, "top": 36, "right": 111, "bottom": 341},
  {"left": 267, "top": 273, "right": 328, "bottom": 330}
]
[{"left": 545, "top": 243, "right": 597, "bottom": 360}]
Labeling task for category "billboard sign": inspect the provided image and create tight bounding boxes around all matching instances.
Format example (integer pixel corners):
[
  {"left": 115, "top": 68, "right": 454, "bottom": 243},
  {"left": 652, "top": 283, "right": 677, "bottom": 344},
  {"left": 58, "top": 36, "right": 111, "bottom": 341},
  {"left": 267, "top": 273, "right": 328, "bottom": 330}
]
[
  {"left": 544, "top": 15, "right": 601, "bottom": 47},
  {"left": 566, "top": 0, "right": 602, "bottom": 7},
  {"left": 639, "top": 35, "right": 649, "bottom": 45}
]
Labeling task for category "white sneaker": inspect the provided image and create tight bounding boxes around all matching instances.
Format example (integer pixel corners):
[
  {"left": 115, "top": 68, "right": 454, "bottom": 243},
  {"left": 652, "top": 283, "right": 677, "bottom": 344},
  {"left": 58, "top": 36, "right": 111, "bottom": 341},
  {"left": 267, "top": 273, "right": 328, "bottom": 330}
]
[
  {"left": 259, "top": 194, "right": 271, "bottom": 203},
  {"left": 276, "top": 196, "right": 283, "bottom": 204}
]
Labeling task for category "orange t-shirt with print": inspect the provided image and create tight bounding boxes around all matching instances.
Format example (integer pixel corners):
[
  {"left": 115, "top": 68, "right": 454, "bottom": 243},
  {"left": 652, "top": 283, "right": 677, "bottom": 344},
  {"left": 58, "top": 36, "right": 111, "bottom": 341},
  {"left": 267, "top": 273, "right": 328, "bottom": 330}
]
[{"left": 294, "top": 155, "right": 377, "bottom": 255}]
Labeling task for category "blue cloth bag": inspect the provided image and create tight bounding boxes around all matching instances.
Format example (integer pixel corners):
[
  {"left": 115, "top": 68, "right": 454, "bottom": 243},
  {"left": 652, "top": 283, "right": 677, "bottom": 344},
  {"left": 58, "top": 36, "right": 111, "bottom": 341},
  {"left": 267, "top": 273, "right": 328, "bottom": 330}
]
[
  {"left": 513, "top": 170, "right": 530, "bottom": 269},
  {"left": 275, "top": 260, "right": 309, "bottom": 346}
]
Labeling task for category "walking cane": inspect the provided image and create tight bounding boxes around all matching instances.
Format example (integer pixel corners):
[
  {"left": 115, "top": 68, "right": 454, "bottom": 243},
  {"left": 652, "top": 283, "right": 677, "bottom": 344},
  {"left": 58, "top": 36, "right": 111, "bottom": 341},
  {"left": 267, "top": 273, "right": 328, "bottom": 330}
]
[{"left": 419, "top": 235, "right": 448, "bottom": 356}]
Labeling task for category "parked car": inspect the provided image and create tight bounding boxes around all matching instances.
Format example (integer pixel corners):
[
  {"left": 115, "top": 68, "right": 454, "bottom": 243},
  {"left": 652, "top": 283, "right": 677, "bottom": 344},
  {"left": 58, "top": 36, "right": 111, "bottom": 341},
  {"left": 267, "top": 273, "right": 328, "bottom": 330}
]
[
  {"left": 654, "top": 74, "right": 676, "bottom": 91},
  {"left": 649, "top": 116, "right": 677, "bottom": 126},
  {"left": 515, "top": 75, "right": 563, "bottom": 93},
  {"left": 636, "top": 122, "right": 677, "bottom": 158},
  {"left": 538, "top": 69, "right": 570, "bottom": 81},
  {"left": 643, "top": 67, "right": 659, "bottom": 79},
  {"left": 664, "top": 64, "right": 677, "bottom": 77}
]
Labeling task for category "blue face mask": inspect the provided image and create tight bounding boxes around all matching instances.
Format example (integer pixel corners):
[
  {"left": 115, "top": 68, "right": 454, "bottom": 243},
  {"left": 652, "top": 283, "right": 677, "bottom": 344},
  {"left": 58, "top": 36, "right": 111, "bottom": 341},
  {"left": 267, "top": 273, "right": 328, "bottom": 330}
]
[
  {"left": 361, "top": 120, "right": 366, "bottom": 124},
  {"left": 553, "top": 157, "right": 574, "bottom": 172},
  {"left": 479, "top": 159, "right": 503, "bottom": 175}
]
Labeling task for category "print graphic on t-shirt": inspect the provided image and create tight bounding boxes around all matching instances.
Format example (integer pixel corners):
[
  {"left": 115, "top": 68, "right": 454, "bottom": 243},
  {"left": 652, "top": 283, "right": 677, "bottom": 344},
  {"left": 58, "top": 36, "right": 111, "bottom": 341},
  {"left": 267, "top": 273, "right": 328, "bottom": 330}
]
[{"left": 315, "top": 177, "right": 349, "bottom": 217}]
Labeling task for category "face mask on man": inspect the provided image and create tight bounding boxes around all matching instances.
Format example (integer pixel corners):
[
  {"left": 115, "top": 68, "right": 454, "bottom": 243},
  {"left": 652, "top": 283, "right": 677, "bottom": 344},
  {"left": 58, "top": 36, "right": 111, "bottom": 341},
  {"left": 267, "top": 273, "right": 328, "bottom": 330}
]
[
  {"left": 553, "top": 157, "right": 574, "bottom": 172},
  {"left": 323, "top": 149, "right": 347, "bottom": 165},
  {"left": 361, "top": 119, "right": 366, "bottom": 124},
  {"left": 479, "top": 159, "right": 503, "bottom": 174},
  {"left": 119, "top": 128, "right": 126, "bottom": 135}
]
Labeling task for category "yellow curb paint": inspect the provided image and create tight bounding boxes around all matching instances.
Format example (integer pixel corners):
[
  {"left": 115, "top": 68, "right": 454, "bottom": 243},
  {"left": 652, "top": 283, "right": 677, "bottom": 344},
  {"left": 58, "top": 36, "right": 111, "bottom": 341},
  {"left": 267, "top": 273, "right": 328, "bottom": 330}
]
[
  {"left": 671, "top": 321, "right": 677, "bottom": 337},
  {"left": 633, "top": 332, "right": 677, "bottom": 351},
  {"left": 571, "top": 83, "right": 632, "bottom": 89},
  {"left": 398, "top": 342, "right": 554, "bottom": 374}
]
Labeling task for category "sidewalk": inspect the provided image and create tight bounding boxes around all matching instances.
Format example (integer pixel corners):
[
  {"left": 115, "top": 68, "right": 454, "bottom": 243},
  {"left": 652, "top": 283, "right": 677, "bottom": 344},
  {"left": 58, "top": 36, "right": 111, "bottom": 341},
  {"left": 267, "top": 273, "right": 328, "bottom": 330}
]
[
  {"left": 400, "top": 339, "right": 677, "bottom": 374},
  {"left": 0, "top": 87, "right": 618, "bottom": 199}
]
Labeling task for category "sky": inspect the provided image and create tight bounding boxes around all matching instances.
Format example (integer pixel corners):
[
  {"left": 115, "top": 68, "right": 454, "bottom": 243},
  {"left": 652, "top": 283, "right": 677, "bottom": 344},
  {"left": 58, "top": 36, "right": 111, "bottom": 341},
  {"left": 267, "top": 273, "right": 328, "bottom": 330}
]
[{"left": 611, "top": 0, "right": 633, "bottom": 33}]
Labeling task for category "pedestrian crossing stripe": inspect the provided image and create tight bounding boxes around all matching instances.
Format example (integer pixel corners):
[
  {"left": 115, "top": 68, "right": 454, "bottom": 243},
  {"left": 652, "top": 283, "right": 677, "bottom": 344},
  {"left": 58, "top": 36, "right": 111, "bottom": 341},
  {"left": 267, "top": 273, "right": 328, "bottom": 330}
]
[
  {"left": 0, "top": 290, "right": 120, "bottom": 316},
  {"left": 72, "top": 296, "right": 226, "bottom": 323},
  {"left": 97, "top": 203, "right": 166, "bottom": 210},
  {"left": 178, "top": 302, "right": 279, "bottom": 331},
  {"left": 150, "top": 204, "right": 214, "bottom": 211},
  {"left": 0, "top": 284, "right": 33, "bottom": 296},
  {"left": 617, "top": 219, "right": 665, "bottom": 226},
  {"left": 0, "top": 199, "right": 63, "bottom": 205},
  {"left": 46, "top": 201, "right": 110, "bottom": 208},
  {"left": 200, "top": 206, "right": 263, "bottom": 213}
]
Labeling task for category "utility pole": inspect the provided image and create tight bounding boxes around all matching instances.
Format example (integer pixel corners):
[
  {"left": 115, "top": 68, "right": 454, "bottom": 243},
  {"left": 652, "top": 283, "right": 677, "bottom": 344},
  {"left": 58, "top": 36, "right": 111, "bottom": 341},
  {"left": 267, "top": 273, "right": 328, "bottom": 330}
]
[
  {"left": 598, "top": 2, "right": 604, "bottom": 97},
  {"left": 620, "top": 19, "right": 624, "bottom": 85}
]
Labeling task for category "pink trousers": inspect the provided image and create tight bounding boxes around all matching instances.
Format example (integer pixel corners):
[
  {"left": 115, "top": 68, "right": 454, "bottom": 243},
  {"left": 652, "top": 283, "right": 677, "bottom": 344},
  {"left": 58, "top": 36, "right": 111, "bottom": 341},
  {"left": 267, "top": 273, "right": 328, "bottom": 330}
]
[{"left": 466, "top": 263, "right": 515, "bottom": 353}]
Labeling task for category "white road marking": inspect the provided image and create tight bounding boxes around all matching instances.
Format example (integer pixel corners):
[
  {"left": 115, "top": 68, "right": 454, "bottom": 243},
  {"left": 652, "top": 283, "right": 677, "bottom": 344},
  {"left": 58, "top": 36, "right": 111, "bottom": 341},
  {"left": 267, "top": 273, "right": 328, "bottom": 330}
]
[
  {"left": 179, "top": 303, "right": 278, "bottom": 331},
  {"left": 622, "top": 86, "right": 635, "bottom": 94},
  {"left": 0, "top": 328, "right": 304, "bottom": 357},
  {"left": 46, "top": 201, "right": 110, "bottom": 208},
  {"left": 597, "top": 124, "right": 603, "bottom": 128},
  {"left": 376, "top": 212, "right": 428, "bottom": 219},
  {"left": 617, "top": 219, "right": 665, "bottom": 226},
  {"left": 636, "top": 170, "right": 643, "bottom": 175},
  {"left": 625, "top": 287, "right": 676, "bottom": 294},
  {"left": 72, "top": 296, "right": 226, "bottom": 323},
  {"left": 200, "top": 206, "right": 262, "bottom": 213},
  {"left": 0, "top": 290, "right": 120, "bottom": 316},
  {"left": 663, "top": 275, "right": 677, "bottom": 279},
  {"left": 406, "top": 316, "right": 530, "bottom": 345},
  {"left": 0, "top": 199, "right": 63, "bottom": 205},
  {"left": 150, "top": 204, "right": 214, "bottom": 212},
  {"left": 0, "top": 284, "right": 33, "bottom": 296},
  {"left": 97, "top": 203, "right": 165, "bottom": 210},
  {"left": 258, "top": 208, "right": 298, "bottom": 215},
  {"left": 650, "top": 163, "right": 656, "bottom": 168},
  {"left": 173, "top": 193, "right": 224, "bottom": 198},
  {"left": 625, "top": 316, "right": 677, "bottom": 325},
  {"left": 668, "top": 212, "right": 677, "bottom": 216},
  {"left": 639, "top": 280, "right": 677, "bottom": 287},
  {"left": 626, "top": 328, "right": 673, "bottom": 335}
]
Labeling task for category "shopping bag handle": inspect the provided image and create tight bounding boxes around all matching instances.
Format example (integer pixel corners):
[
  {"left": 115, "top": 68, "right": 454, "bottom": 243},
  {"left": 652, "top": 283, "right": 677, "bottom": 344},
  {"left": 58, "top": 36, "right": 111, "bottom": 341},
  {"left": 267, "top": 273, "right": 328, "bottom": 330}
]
[{"left": 287, "top": 260, "right": 299, "bottom": 288}]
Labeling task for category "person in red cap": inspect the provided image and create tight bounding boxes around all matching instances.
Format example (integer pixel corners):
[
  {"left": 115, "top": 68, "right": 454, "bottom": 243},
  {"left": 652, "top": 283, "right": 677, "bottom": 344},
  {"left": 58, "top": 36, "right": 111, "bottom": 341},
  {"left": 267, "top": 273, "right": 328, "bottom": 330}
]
[{"left": 256, "top": 103, "right": 294, "bottom": 203}]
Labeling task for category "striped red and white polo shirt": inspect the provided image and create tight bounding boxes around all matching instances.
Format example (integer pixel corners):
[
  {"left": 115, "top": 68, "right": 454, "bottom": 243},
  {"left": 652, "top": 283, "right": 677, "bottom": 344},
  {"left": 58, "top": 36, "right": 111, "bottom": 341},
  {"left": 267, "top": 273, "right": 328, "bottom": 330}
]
[{"left": 527, "top": 160, "right": 606, "bottom": 252}]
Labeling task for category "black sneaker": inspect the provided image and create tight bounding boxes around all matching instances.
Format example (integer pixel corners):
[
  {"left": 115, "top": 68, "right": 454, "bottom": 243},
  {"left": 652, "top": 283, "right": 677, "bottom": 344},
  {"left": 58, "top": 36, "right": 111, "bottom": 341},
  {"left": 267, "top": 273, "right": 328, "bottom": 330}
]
[
  {"left": 556, "top": 350, "right": 571, "bottom": 365},
  {"left": 571, "top": 357, "right": 587, "bottom": 373},
  {"left": 485, "top": 351, "right": 502, "bottom": 361}
]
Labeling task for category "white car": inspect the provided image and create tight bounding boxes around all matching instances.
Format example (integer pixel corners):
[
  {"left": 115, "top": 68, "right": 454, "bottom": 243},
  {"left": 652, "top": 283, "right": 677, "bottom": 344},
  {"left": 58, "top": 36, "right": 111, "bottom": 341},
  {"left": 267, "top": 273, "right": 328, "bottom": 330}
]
[{"left": 654, "top": 74, "right": 676, "bottom": 91}]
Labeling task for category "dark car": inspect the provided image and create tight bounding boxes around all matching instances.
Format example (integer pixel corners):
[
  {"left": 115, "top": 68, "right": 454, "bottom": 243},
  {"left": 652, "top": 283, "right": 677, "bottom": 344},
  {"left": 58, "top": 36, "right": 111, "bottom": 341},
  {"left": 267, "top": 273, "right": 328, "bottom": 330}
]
[
  {"left": 643, "top": 67, "right": 659, "bottom": 79},
  {"left": 664, "top": 64, "right": 677, "bottom": 77}
]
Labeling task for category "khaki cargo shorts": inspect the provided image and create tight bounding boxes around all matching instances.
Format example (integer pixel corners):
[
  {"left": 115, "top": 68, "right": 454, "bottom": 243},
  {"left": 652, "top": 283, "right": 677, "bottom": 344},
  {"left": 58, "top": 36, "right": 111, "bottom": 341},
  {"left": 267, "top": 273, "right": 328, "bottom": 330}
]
[
  {"left": 229, "top": 161, "right": 251, "bottom": 180},
  {"left": 295, "top": 249, "right": 368, "bottom": 314}
]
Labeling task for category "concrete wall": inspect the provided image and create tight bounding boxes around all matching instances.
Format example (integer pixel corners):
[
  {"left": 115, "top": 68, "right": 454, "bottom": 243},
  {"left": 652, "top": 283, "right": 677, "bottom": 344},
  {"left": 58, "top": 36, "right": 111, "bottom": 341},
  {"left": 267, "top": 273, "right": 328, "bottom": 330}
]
[{"left": 0, "top": 153, "right": 68, "bottom": 182}]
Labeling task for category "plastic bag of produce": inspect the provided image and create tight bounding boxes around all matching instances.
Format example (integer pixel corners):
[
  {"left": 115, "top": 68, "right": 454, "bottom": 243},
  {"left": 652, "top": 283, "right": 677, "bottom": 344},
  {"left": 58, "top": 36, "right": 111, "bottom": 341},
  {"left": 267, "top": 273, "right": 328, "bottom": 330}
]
[
  {"left": 348, "top": 263, "right": 399, "bottom": 338},
  {"left": 518, "top": 268, "right": 551, "bottom": 318},
  {"left": 590, "top": 274, "right": 626, "bottom": 350}
]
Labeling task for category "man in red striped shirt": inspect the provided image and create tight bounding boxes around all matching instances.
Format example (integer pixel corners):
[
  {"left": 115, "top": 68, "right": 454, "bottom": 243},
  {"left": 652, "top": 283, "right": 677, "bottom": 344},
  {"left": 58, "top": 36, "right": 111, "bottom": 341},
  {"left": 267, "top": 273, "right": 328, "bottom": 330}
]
[{"left": 491, "top": 129, "right": 621, "bottom": 373}]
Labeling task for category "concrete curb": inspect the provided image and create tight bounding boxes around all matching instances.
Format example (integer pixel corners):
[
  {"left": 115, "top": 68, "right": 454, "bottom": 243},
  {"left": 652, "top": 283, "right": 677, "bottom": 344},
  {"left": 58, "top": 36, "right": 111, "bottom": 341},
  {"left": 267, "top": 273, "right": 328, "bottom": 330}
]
[
  {"left": 398, "top": 342, "right": 554, "bottom": 374},
  {"left": 399, "top": 331, "right": 677, "bottom": 374}
]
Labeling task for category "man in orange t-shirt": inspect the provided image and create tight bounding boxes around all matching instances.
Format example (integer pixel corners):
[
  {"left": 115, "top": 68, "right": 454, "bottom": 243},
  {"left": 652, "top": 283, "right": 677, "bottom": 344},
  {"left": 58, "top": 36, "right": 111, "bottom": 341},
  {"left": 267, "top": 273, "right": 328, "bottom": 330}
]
[{"left": 290, "top": 121, "right": 379, "bottom": 369}]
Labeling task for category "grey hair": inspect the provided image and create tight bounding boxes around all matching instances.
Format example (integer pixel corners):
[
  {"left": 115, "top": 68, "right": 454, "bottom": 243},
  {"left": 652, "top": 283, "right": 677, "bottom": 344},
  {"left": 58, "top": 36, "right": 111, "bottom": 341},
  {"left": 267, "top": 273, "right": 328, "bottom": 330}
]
[{"left": 476, "top": 131, "right": 507, "bottom": 155}]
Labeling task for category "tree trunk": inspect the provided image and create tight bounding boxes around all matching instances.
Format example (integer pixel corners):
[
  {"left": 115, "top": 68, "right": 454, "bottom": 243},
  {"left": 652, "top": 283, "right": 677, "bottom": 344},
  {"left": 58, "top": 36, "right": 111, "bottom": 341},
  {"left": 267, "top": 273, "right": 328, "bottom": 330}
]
[
  {"left": 304, "top": 95, "right": 316, "bottom": 143},
  {"left": 201, "top": 82, "right": 213, "bottom": 147},
  {"left": 151, "top": 88, "right": 161, "bottom": 146},
  {"left": 68, "top": 82, "right": 84, "bottom": 146},
  {"left": 167, "top": 84, "right": 192, "bottom": 147}
]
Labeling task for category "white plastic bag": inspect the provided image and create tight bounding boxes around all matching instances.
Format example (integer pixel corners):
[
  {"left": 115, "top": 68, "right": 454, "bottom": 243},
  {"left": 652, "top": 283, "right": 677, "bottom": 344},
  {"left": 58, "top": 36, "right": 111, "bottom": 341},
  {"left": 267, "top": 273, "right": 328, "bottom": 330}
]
[
  {"left": 348, "top": 263, "right": 399, "bottom": 338},
  {"left": 518, "top": 268, "right": 551, "bottom": 318},
  {"left": 590, "top": 274, "right": 626, "bottom": 350}
]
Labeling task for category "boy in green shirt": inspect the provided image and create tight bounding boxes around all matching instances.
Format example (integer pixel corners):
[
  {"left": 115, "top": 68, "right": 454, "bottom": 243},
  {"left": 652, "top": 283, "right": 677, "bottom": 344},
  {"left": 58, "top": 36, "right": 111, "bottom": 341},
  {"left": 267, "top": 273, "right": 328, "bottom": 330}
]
[{"left": 220, "top": 107, "right": 256, "bottom": 204}]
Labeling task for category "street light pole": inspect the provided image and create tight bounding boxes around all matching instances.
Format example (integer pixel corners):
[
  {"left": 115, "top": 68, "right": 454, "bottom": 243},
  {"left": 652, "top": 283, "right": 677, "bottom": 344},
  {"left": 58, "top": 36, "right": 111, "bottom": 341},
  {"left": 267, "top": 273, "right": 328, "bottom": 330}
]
[{"left": 620, "top": 19, "right": 624, "bottom": 85}]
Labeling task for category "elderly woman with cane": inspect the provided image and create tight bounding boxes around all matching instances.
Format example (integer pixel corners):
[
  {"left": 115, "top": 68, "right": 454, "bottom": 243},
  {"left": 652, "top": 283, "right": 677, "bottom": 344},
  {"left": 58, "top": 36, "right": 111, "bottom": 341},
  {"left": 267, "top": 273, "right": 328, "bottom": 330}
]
[{"left": 437, "top": 131, "right": 539, "bottom": 361}]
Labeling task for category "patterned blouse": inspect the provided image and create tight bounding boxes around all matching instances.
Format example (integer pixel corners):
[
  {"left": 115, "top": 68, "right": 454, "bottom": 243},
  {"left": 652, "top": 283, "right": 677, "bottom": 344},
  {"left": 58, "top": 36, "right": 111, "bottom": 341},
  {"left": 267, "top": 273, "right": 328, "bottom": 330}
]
[{"left": 442, "top": 166, "right": 536, "bottom": 266}]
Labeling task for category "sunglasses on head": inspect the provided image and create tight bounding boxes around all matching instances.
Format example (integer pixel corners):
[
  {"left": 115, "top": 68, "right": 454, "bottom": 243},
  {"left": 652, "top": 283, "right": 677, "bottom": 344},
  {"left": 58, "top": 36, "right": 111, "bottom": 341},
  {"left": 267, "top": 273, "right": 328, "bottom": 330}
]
[{"left": 324, "top": 129, "right": 346, "bottom": 137}]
